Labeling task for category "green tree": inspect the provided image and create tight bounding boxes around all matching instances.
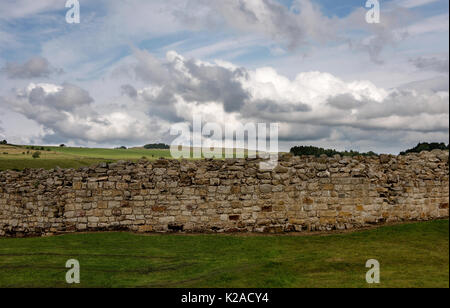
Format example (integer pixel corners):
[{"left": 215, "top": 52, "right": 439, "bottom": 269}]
[
  {"left": 144, "top": 143, "right": 170, "bottom": 149},
  {"left": 290, "top": 146, "right": 377, "bottom": 158},
  {"left": 400, "top": 142, "right": 449, "bottom": 155}
]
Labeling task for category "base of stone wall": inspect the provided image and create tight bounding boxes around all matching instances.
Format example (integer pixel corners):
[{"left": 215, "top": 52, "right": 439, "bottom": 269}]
[{"left": 2, "top": 217, "right": 448, "bottom": 238}]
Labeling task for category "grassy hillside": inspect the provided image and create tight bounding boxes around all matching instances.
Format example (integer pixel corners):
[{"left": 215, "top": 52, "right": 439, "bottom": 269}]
[
  {"left": 0, "top": 145, "right": 172, "bottom": 171},
  {"left": 48, "top": 146, "right": 171, "bottom": 160},
  {"left": 0, "top": 144, "right": 260, "bottom": 171},
  {"left": 0, "top": 220, "right": 448, "bottom": 288}
]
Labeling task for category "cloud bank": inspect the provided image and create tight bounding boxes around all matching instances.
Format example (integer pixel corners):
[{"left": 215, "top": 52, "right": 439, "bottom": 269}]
[{"left": 2, "top": 50, "right": 448, "bottom": 152}]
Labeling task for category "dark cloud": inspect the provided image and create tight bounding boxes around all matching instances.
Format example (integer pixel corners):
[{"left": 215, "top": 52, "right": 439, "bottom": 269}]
[
  {"left": 410, "top": 56, "right": 449, "bottom": 73},
  {"left": 327, "top": 94, "right": 367, "bottom": 110},
  {"left": 1, "top": 56, "right": 63, "bottom": 79},
  {"left": 121, "top": 84, "right": 138, "bottom": 98},
  {"left": 2, "top": 84, "right": 98, "bottom": 139},
  {"left": 130, "top": 50, "right": 251, "bottom": 113},
  {"left": 241, "top": 99, "right": 311, "bottom": 119},
  {"left": 181, "top": 60, "right": 250, "bottom": 112},
  {"left": 355, "top": 90, "right": 449, "bottom": 120},
  {"left": 141, "top": 87, "right": 185, "bottom": 122},
  {"left": 28, "top": 83, "right": 93, "bottom": 111},
  {"left": 277, "top": 123, "right": 332, "bottom": 142},
  {"left": 399, "top": 76, "right": 449, "bottom": 92},
  {"left": 323, "top": 89, "right": 449, "bottom": 134}
]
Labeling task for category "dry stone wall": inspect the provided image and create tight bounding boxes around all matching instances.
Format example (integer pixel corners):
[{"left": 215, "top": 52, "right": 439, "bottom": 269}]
[{"left": 0, "top": 150, "right": 448, "bottom": 237}]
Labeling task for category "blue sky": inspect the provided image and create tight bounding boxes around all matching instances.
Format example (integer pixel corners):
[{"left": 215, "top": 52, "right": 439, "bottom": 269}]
[{"left": 0, "top": 0, "right": 448, "bottom": 153}]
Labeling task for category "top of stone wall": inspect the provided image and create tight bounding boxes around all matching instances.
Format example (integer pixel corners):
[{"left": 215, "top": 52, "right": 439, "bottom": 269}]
[{"left": 0, "top": 150, "right": 448, "bottom": 181}]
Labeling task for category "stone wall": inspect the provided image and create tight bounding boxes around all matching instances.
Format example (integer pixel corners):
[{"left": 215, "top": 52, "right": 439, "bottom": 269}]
[{"left": 0, "top": 150, "right": 448, "bottom": 237}]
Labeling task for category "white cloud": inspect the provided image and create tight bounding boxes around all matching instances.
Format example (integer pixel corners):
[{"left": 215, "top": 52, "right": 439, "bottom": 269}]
[
  {"left": 398, "top": 0, "right": 441, "bottom": 8},
  {"left": 1, "top": 82, "right": 169, "bottom": 145},
  {"left": 2, "top": 50, "right": 447, "bottom": 151},
  {"left": 0, "top": 0, "right": 62, "bottom": 20},
  {"left": 401, "top": 13, "right": 449, "bottom": 36}
]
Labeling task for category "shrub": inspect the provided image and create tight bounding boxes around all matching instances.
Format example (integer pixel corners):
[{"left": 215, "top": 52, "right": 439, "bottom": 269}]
[
  {"left": 144, "top": 143, "right": 170, "bottom": 149},
  {"left": 32, "top": 151, "right": 41, "bottom": 159}
]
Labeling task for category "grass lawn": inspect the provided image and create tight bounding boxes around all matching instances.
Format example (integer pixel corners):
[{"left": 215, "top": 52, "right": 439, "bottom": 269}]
[
  {"left": 0, "top": 145, "right": 171, "bottom": 171},
  {"left": 0, "top": 220, "right": 448, "bottom": 288}
]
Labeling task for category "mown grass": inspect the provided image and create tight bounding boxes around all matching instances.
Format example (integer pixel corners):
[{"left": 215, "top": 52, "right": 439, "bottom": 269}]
[{"left": 0, "top": 220, "right": 448, "bottom": 288}]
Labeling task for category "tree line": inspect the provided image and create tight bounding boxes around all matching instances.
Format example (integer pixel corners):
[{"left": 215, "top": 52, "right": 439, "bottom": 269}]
[
  {"left": 290, "top": 146, "right": 377, "bottom": 158},
  {"left": 399, "top": 142, "right": 449, "bottom": 155},
  {"left": 290, "top": 142, "right": 449, "bottom": 158}
]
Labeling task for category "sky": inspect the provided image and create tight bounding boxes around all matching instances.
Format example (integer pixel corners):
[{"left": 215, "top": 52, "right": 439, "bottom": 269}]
[{"left": 0, "top": 0, "right": 448, "bottom": 154}]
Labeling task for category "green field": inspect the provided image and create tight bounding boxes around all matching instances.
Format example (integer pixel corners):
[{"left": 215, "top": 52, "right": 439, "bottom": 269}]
[
  {"left": 0, "top": 145, "right": 172, "bottom": 171},
  {"left": 0, "top": 144, "right": 259, "bottom": 171},
  {"left": 0, "top": 220, "right": 448, "bottom": 288}
]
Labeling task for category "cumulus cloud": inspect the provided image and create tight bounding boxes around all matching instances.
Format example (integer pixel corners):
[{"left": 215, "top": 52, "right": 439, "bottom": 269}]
[
  {"left": 118, "top": 50, "right": 448, "bottom": 148},
  {"left": 127, "top": 49, "right": 250, "bottom": 113},
  {"left": 1, "top": 83, "right": 169, "bottom": 145},
  {"left": 1, "top": 56, "right": 63, "bottom": 79},
  {"left": 1, "top": 50, "right": 448, "bottom": 152}
]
